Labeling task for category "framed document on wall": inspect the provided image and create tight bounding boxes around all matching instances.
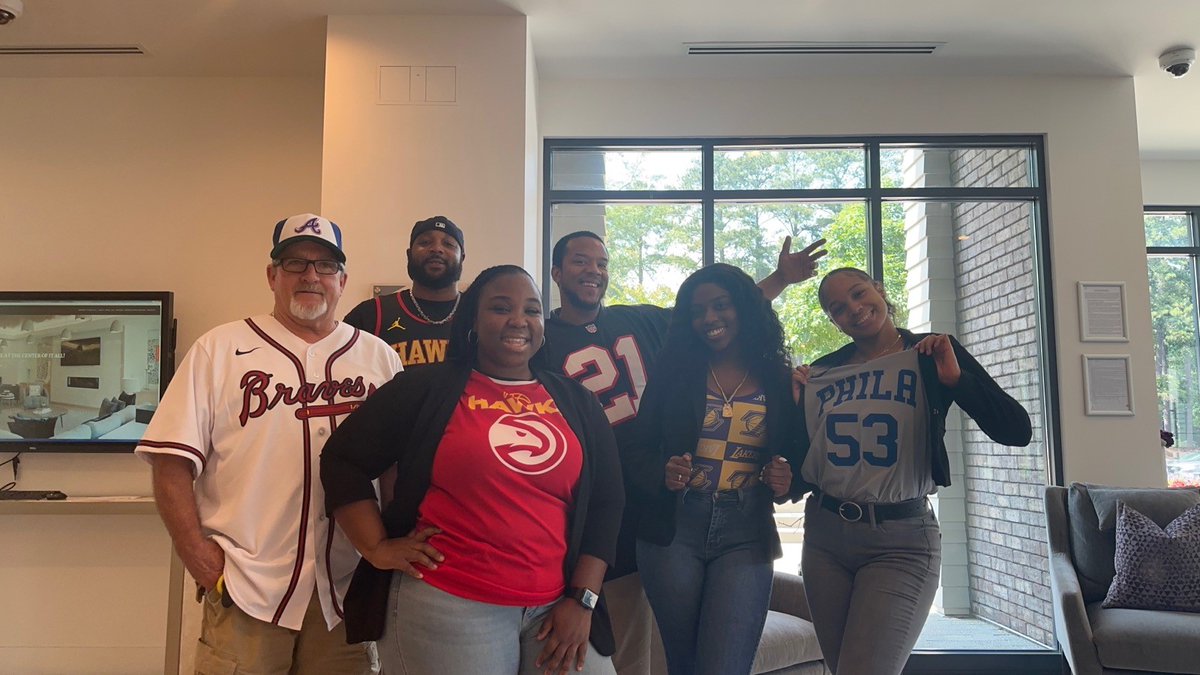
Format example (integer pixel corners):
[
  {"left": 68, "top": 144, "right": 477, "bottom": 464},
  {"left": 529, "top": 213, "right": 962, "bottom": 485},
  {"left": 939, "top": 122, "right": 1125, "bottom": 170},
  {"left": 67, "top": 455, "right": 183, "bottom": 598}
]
[
  {"left": 1083, "top": 354, "right": 1134, "bottom": 416},
  {"left": 1078, "top": 282, "right": 1129, "bottom": 342}
]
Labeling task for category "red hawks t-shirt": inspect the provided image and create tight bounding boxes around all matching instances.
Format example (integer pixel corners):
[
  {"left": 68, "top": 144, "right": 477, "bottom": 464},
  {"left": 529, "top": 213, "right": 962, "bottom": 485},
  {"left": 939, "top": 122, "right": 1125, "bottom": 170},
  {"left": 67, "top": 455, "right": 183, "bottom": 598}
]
[{"left": 415, "top": 370, "right": 583, "bottom": 606}]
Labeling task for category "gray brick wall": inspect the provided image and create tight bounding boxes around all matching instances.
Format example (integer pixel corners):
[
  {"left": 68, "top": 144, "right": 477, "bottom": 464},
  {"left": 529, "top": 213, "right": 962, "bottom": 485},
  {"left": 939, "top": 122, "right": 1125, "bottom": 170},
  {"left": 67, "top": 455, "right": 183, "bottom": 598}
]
[{"left": 949, "top": 148, "right": 1054, "bottom": 647}]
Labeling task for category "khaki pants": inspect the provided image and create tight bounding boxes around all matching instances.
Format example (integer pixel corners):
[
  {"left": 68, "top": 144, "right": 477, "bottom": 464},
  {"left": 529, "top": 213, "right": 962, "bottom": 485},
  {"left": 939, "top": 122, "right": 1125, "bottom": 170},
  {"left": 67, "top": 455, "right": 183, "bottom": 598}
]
[
  {"left": 603, "top": 573, "right": 661, "bottom": 675},
  {"left": 195, "top": 589, "right": 374, "bottom": 675}
]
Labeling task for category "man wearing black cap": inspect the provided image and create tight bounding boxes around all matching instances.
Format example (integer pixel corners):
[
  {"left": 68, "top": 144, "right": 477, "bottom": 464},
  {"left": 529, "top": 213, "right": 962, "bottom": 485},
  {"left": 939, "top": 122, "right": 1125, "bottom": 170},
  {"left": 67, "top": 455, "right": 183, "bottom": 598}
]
[
  {"left": 138, "top": 214, "right": 402, "bottom": 674},
  {"left": 344, "top": 215, "right": 465, "bottom": 370}
]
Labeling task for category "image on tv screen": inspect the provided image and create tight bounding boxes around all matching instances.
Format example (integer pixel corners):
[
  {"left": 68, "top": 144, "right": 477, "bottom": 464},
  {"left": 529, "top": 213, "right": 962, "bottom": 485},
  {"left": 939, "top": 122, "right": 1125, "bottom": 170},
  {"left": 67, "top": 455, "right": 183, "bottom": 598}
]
[
  {"left": 60, "top": 337, "right": 102, "bottom": 366},
  {"left": 0, "top": 292, "right": 173, "bottom": 451}
]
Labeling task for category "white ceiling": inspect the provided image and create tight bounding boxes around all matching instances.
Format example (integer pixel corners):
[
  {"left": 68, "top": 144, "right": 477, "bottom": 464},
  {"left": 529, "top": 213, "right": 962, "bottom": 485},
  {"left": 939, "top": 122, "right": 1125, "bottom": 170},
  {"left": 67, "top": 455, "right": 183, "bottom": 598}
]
[{"left": 0, "top": 0, "right": 1197, "bottom": 158}]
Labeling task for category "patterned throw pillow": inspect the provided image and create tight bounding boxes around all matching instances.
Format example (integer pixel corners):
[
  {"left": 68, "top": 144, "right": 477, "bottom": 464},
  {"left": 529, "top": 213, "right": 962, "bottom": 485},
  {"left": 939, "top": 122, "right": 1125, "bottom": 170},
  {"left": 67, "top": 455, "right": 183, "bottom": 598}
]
[{"left": 1102, "top": 501, "right": 1200, "bottom": 612}]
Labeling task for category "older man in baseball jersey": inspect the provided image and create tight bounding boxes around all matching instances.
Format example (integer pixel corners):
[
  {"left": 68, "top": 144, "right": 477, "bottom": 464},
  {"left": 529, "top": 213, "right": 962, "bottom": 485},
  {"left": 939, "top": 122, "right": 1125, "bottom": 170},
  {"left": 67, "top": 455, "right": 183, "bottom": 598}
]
[{"left": 137, "top": 214, "right": 402, "bottom": 674}]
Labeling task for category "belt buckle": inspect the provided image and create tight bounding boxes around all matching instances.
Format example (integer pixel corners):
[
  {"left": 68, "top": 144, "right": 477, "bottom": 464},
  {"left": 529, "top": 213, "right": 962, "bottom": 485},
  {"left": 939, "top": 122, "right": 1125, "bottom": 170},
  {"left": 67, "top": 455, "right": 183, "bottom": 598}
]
[{"left": 837, "top": 500, "right": 864, "bottom": 522}]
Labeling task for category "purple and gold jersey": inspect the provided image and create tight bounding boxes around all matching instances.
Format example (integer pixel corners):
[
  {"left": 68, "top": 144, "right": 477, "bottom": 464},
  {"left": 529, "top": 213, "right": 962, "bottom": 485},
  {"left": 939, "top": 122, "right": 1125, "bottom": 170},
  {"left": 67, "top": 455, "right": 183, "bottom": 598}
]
[
  {"left": 801, "top": 348, "right": 934, "bottom": 503},
  {"left": 688, "top": 387, "right": 768, "bottom": 492}
]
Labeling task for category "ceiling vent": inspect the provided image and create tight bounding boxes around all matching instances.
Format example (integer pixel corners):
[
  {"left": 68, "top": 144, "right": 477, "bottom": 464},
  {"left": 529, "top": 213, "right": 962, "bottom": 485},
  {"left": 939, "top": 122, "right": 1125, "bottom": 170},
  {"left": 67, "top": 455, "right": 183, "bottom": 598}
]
[
  {"left": 0, "top": 44, "right": 145, "bottom": 56},
  {"left": 685, "top": 41, "right": 944, "bottom": 56}
]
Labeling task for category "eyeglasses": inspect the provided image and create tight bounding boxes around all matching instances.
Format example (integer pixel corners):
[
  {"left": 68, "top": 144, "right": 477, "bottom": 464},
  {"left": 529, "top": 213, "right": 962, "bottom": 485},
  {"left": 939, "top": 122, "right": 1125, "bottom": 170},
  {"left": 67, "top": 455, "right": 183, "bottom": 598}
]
[{"left": 275, "top": 258, "right": 343, "bottom": 275}]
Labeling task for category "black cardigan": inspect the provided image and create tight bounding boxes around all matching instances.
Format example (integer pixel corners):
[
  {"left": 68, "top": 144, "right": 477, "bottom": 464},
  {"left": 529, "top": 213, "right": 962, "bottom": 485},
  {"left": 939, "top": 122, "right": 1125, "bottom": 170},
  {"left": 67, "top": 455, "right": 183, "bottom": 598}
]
[
  {"left": 625, "top": 358, "right": 804, "bottom": 558},
  {"left": 802, "top": 330, "right": 1033, "bottom": 493},
  {"left": 320, "top": 362, "right": 625, "bottom": 652}
]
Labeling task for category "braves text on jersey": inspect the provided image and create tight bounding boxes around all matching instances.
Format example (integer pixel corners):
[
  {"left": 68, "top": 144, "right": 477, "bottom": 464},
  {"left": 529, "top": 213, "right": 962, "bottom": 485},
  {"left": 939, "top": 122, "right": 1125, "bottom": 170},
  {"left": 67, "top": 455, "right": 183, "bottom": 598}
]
[
  {"left": 343, "top": 290, "right": 454, "bottom": 369},
  {"left": 801, "top": 348, "right": 933, "bottom": 504},
  {"left": 135, "top": 315, "right": 402, "bottom": 631}
]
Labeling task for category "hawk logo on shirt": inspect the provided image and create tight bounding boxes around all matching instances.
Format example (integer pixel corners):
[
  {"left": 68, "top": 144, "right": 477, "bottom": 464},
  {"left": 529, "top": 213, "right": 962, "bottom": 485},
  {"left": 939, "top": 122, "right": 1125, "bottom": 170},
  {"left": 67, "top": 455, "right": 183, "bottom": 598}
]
[{"left": 488, "top": 412, "right": 568, "bottom": 476}]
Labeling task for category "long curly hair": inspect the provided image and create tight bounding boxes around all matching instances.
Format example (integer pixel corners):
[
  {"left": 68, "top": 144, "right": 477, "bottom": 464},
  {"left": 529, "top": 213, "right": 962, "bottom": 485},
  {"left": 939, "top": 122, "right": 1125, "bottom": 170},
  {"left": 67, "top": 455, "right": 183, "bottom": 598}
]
[
  {"left": 659, "top": 263, "right": 791, "bottom": 382},
  {"left": 447, "top": 264, "right": 538, "bottom": 367}
]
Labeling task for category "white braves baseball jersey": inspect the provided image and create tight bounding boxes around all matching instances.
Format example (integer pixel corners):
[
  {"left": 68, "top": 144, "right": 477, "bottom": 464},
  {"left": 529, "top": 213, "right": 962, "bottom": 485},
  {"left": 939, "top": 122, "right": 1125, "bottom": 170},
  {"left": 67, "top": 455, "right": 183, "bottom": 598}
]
[{"left": 136, "top": 315, "right": 402, "bottom": 631}]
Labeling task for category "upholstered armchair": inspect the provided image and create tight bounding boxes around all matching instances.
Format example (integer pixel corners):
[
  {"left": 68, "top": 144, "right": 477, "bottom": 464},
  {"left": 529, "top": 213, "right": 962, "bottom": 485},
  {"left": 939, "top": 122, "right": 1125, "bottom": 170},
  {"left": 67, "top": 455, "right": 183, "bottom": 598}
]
[{"left": 1044, "top": 484, "right": 1200, "bottom": 674}]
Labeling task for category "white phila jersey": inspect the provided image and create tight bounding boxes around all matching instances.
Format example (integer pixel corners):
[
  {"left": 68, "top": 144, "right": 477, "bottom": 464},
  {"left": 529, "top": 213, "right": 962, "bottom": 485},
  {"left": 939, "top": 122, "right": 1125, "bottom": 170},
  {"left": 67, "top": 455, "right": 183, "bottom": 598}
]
[
  {"left": 135, "top": 315, "right": 402, "bottom": 631},
  {"left": 800, "top": 348, "right": 934, "bottom": 503}
]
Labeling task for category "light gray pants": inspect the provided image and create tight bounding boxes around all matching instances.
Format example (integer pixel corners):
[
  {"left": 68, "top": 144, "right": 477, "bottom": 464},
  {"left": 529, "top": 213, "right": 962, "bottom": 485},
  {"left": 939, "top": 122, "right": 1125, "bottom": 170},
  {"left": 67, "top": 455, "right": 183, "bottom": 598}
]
[
  {"left": 379, "top": 573, "right": 616, "bottom": 675},
  {"left": 800, "top": 498, "right": 941, "bottom": 675}
]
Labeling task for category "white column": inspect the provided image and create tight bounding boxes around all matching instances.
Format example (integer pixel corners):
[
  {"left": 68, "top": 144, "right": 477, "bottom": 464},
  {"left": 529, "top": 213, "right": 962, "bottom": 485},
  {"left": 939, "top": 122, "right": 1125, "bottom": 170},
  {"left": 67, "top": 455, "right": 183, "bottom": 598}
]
[{"left": 903, "top": 149, "right": 970, "bottom": 616}]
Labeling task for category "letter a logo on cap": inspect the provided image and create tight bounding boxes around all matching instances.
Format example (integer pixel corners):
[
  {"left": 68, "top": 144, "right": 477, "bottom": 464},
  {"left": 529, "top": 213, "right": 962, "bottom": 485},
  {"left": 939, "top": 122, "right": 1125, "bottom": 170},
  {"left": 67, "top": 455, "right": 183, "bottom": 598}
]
[{"left": 296, "top": 218, "right": 322, "bottom": 235}]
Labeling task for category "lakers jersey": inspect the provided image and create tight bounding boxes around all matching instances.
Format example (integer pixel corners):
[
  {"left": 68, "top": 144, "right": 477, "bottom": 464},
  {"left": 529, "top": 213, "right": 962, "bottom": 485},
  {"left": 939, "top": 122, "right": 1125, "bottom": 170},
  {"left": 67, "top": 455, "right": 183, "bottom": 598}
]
[{"left": 689, "top": 388, "right": 768, "bottom": 491}]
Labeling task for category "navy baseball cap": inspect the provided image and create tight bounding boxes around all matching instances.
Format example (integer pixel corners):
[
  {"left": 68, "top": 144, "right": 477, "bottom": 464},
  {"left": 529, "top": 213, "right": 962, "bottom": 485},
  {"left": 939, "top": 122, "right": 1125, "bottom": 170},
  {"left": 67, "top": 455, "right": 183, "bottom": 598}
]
[
  {"left": 271, "top": 214, "right": 346, "bottom": 263},
  {"left": 410, "top": 216, "right": 465, "bottom": 253}
]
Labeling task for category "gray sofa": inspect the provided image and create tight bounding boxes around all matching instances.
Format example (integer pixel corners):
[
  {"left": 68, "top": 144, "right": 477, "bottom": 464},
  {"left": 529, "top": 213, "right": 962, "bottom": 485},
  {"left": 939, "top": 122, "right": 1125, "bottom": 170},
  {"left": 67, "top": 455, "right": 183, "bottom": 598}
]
[
  {"left": 1044, "top": 483, "right": 1200, "bottom": 674},
  {"left": 52, "top": 404, "right": 143, "bottom": 440},
  {"left": 649, "top": 571, "right": 827, "bottom": 675}
]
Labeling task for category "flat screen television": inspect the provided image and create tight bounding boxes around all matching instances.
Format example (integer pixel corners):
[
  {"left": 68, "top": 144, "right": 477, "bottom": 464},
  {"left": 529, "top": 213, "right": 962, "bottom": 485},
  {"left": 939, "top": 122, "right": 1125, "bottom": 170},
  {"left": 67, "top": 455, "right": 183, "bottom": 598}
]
[{"left": 0, "top": 291, "right": 175, "bottom": 453}]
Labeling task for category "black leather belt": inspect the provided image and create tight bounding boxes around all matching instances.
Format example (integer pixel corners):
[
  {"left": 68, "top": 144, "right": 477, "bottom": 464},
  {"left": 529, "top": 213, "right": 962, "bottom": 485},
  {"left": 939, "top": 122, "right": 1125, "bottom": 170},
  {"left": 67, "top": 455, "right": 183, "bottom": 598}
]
[{"left": 811, "top": 490, "right": 929, "bottom": 524}]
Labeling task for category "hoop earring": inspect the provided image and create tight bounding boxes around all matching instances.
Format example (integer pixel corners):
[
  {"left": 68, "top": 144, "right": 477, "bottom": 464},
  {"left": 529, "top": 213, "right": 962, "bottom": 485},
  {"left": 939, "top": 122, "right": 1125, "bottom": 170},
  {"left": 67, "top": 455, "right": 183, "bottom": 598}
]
[
  {"left": 467, "top": 329, "right": 478, "bottom": 345},
  {"left": 540, "top": 335, "right": 547, "bottom": 348}
]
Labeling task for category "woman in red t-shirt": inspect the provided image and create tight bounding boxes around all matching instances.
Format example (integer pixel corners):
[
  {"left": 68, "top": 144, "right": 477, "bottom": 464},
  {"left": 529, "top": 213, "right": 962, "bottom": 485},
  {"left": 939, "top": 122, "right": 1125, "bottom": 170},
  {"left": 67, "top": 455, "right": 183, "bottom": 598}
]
[{"left": 322, "top": 265, "right": 624, "bottom": 675}]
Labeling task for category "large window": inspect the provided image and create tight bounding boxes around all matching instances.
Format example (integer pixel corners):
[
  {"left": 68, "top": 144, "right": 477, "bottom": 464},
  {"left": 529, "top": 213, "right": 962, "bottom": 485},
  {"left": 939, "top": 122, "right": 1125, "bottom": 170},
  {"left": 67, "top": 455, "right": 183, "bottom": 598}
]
[
  {"left": 545, "top": 136, "right": 1062, "bottom": 664},
  {"left": 1145, "top": 207, "right": 1200, "bottom": 488}
]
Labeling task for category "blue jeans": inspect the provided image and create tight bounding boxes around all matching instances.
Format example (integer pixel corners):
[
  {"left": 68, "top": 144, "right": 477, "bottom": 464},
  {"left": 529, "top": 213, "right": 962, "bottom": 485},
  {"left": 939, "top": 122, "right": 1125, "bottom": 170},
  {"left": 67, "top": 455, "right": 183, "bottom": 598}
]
[
  {"left": 637, "top": 487, "right": 775, "bottom": 675},
  {"left": 378, "top": 573, "right": 616, "bottom": 675}
]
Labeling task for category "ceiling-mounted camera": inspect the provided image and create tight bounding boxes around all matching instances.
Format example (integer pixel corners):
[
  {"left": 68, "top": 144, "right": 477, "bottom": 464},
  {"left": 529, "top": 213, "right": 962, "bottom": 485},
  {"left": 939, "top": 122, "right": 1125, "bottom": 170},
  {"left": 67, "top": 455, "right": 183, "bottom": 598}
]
[
  {"left": 1159, "top": 47, "right": 1196, "bottom": 78},
  {"left": 0, "top": 0, "right": 22, "bottom": 25}
]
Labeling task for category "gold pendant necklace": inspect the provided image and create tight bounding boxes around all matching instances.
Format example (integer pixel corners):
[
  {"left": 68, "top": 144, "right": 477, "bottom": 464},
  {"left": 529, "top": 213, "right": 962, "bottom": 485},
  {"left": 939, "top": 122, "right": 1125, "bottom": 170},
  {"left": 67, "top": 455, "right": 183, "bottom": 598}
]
[{"left": 709, "top": 364, "right": 750, "bottom": 418}]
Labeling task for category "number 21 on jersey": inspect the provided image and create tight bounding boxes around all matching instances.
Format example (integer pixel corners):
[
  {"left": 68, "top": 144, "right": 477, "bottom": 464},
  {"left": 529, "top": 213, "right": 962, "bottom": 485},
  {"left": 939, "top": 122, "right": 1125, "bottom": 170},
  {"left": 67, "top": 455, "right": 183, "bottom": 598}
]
[{"left": 563, "top": 336, "right": 648, "bottom": 425}]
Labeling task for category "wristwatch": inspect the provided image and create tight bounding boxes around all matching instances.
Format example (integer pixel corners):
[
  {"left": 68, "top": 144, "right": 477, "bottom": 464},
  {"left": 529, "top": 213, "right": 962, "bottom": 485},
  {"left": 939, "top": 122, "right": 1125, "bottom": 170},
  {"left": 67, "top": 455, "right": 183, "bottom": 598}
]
[{"left": 568, "top": 586, "right": 599, "bottom": 611}]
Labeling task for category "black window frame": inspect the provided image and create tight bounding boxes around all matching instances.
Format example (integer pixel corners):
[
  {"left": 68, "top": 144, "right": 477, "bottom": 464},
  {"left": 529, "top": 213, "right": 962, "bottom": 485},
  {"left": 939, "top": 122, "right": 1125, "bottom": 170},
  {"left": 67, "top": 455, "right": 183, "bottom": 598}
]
[
  {"left": 542, "top": 134, "right": 1067, "bottom": 672},
  {"left": 1144, "top": 205, "right": 1200, "bottom": 451}
]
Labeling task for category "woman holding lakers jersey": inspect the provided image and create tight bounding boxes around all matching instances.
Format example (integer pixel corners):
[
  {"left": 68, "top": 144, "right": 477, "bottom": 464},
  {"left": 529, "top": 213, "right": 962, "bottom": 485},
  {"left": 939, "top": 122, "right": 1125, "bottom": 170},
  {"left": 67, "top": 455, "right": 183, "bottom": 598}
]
[
  {"left": 321, "top": 264, "right": 624, "bottom": 675},
  {"left": 629, "top": 263, "right": 802, "bottom": 675},
  {"left": 794, "top": 267, "right": 1032, "bottom": 675}
]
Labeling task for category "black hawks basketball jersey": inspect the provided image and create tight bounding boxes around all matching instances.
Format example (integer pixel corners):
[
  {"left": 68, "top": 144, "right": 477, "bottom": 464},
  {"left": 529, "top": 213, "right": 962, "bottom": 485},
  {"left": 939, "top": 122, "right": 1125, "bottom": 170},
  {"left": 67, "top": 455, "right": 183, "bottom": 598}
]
[
  {"left": 540, "top": 304, "right": 670, "bottom": 447},
  {"left": 343, "top": 291, "right": 454, "bottom": 369}
]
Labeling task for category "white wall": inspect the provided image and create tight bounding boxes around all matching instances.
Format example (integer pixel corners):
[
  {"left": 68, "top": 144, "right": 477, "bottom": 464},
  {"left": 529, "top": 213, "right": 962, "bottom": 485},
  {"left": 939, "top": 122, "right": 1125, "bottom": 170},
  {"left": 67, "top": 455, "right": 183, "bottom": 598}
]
[
  {"left": 1142, "top": 159, "right": 1200, "bottom": 204},
  {"left": 540, "top": 75, "right": 1162, "bottom": 487},
  {"left": 322, "top": 15, "right": 533, "bottom": 301},
  {"left": 0, "top": 75, "right": 324, "bottom": 674},
  {"left": 525, "top": 30, "right": 542, "bottom": 279}
]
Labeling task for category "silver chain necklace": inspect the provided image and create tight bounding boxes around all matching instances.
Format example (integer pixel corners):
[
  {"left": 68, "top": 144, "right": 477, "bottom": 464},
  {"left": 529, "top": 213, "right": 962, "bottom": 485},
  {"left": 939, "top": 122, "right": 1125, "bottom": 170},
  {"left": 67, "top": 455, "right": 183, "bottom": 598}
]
[{"left": 407, "top": 289, "right": 460, "bottom": 325}]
